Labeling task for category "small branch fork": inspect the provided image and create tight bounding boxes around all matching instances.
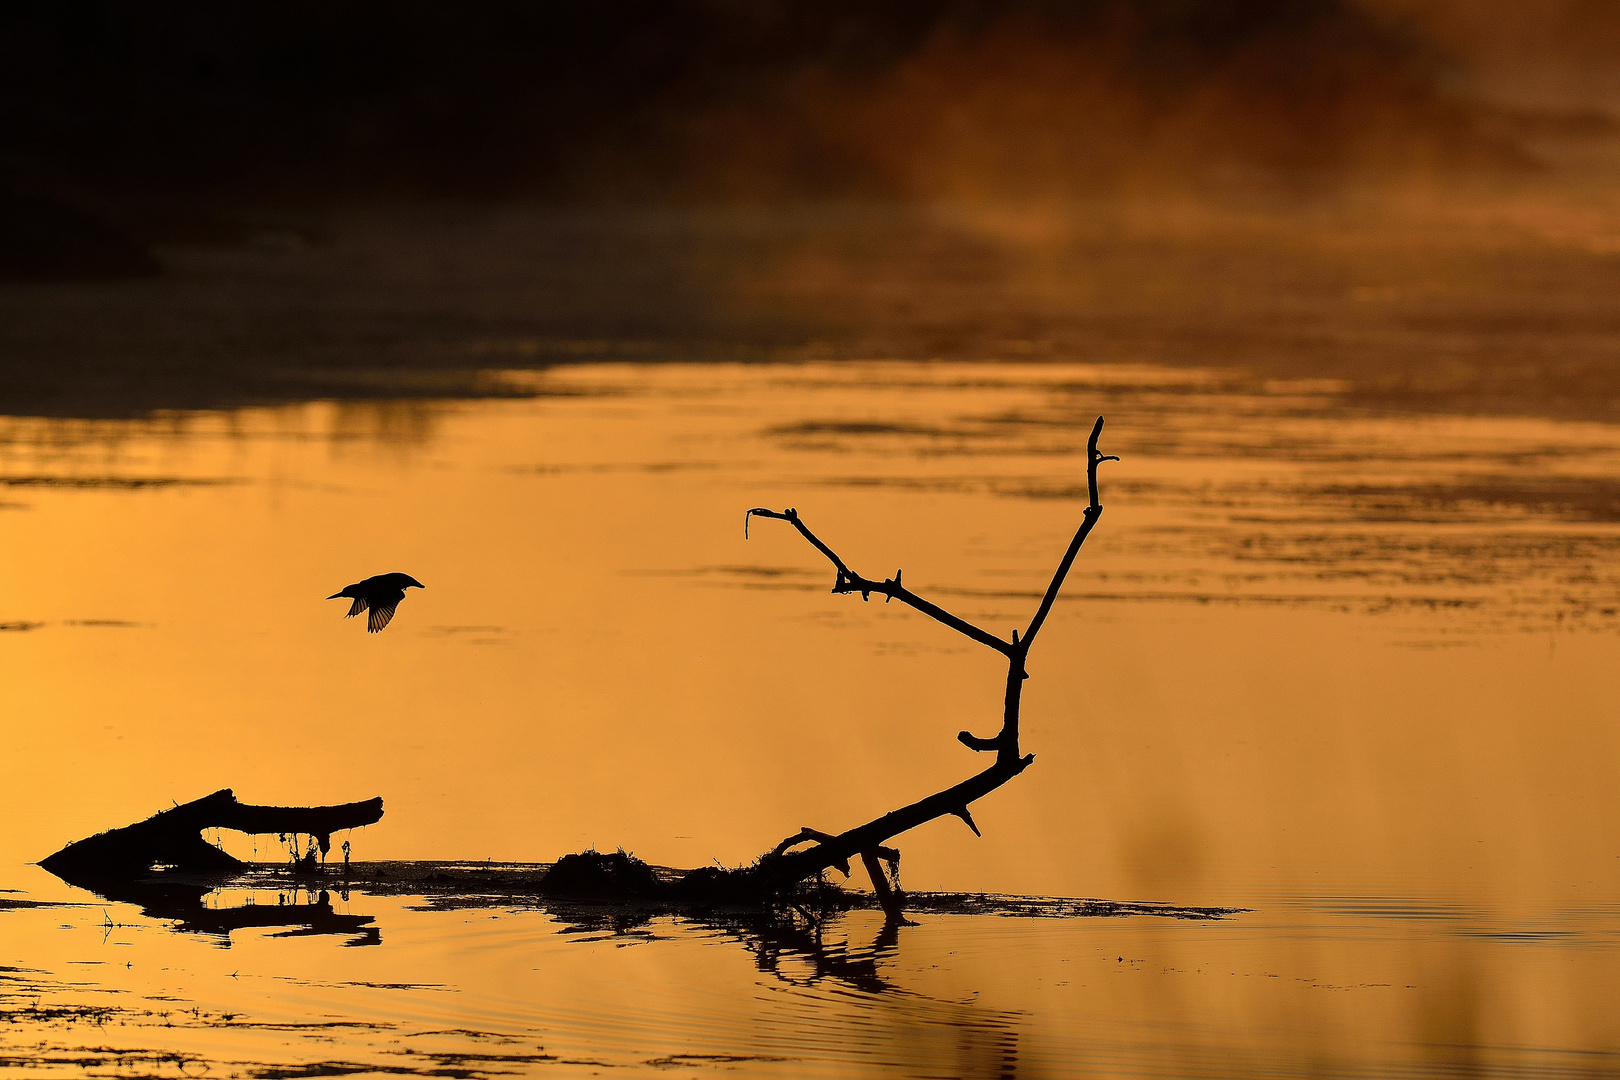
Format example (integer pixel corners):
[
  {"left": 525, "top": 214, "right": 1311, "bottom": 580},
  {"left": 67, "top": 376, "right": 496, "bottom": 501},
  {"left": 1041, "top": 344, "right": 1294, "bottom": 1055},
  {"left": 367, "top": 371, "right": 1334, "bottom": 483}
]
[{"left": 746, "top": 416, "right": 1115, "bottom": 911}]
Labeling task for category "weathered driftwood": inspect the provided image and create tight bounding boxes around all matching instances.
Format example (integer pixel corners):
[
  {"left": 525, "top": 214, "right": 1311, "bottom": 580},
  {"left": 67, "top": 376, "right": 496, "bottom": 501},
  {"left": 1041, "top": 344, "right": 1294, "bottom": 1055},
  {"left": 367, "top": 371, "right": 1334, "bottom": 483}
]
[
  {"left": 40, "top": 788, "right": 384, "bottom": 878},
  {"left": 746, "top": 415, "right": 1115, "bottom": 913}
]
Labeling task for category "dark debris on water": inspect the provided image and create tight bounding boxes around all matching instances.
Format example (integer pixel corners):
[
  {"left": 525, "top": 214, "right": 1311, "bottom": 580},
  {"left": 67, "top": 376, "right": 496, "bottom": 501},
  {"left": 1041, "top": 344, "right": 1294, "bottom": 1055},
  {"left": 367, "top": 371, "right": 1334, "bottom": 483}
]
[{"left": 255, "top": 852, "right": 1241, "bottom": 922}]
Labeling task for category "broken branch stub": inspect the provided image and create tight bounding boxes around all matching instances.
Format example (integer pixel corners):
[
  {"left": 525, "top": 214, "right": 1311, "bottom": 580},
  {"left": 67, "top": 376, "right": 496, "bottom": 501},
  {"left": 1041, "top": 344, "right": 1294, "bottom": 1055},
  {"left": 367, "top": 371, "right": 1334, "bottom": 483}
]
[
  {"left": 40, "top": 789, "right": 384, "bottom": 879},
  {"left": 749, "top": 416, "right": 1113, "bottom": 900}
]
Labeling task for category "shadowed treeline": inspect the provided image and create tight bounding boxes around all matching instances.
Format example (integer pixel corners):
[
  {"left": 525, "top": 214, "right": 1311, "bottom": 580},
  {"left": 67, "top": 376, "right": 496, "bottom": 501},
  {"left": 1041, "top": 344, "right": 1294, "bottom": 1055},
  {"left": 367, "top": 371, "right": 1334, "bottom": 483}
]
[
  {"left": 0, "top": 0, "right": 1577, "bottom": 246},
  {"left": 2, "top": 2, "right": 1618, "bottom": 417}
]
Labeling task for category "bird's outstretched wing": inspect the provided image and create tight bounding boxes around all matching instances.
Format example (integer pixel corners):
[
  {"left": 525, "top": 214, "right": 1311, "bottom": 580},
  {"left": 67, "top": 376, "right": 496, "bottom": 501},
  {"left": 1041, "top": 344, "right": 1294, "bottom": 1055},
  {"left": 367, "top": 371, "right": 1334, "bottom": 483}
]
[
  {"left": 368, "top": 603, "right": 398, "bottom": 633},
  {"left": 344, "top": 597, "right": 368, "bottom": 620}
]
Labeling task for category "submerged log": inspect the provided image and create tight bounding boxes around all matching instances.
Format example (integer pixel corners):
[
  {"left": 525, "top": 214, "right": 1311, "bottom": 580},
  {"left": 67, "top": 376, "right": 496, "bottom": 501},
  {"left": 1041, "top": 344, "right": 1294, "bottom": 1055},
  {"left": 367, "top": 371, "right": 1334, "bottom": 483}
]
[{"left": 40, "top": 789, "right": 384, "bottom": 879}]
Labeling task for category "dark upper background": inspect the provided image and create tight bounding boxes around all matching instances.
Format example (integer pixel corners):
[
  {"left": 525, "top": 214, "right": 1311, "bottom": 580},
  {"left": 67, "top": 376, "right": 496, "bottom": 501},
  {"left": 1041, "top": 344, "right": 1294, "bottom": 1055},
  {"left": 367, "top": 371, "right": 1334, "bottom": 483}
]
[{"left": 2, "top": 0, "right": 1618, "bottom": 417}]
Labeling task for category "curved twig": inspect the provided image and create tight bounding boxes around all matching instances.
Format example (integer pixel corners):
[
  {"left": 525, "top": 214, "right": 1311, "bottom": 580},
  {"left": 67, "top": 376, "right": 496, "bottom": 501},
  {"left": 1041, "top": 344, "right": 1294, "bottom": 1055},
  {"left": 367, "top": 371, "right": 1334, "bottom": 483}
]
[{"left": 745, "top": 507, "right": 1014, "bottom": 656}]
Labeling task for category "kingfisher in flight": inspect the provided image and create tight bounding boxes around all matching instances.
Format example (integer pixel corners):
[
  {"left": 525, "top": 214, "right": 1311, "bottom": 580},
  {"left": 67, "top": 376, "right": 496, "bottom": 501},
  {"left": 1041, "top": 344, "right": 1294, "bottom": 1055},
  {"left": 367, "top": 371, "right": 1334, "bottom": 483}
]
[{"left": 327, "top": 573, "right": 424, "bottom": 633}]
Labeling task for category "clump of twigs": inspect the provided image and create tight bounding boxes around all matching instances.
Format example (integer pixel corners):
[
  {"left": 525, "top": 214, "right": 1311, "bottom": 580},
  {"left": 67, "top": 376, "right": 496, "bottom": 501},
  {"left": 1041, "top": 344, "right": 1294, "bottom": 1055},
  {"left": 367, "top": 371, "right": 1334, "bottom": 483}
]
[
  {"left": 539, "top": 850, "right": 661, "bottom": 899},
  {"left": 531, "top": 851, "right": 856, "bottom": 920}
]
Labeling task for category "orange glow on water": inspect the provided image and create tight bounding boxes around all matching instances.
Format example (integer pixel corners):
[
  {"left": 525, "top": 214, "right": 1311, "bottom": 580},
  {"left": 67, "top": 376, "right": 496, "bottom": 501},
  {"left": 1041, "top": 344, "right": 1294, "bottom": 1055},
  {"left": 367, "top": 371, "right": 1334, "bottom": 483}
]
[
  {"left": 3, "top": 361, "right": 1617, "bottom": 909},
  {"left": 4, "top": 360, "right": 1620, "bottom": 1076}
]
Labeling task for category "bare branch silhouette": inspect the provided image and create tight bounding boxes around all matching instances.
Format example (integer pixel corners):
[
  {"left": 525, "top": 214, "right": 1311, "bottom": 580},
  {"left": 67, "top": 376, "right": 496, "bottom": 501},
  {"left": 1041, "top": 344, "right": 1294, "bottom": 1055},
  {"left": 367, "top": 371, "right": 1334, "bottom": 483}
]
[
  {"left": 748, "top": 416, "right": 1114, "bottom": 912},
  {"left": 743, "top": 508, "right": 1014, "bottom": 656}
]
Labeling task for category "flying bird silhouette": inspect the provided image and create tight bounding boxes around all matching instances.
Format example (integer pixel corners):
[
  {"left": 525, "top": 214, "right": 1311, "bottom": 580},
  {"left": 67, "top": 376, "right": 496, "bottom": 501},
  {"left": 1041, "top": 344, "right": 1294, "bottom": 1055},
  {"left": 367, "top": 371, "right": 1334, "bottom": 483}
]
[{"left": 327, "top": 573, "right": 424, "bottom": 633}]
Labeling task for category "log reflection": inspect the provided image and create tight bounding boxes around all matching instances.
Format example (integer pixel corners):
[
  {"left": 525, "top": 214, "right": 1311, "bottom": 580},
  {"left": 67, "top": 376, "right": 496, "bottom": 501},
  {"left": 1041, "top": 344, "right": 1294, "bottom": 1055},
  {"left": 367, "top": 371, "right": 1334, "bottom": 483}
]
[{"left": 48, "top": 869, "right": 380, "bottom": 947}]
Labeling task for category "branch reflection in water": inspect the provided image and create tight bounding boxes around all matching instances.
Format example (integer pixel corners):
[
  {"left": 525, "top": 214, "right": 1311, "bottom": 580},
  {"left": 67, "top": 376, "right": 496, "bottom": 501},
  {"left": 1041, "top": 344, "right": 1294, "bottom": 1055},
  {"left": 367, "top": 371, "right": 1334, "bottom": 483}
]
[{"left": 66, "top": 875, "right": 380, "bottom": 947}]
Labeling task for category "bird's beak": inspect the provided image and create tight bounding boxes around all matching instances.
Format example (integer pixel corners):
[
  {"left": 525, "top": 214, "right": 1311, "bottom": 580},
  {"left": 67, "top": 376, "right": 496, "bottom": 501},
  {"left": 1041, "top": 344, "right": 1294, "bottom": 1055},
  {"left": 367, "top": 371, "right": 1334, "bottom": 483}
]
[{"left": 326, "top": 592, "right": 344, "bottom": 600}]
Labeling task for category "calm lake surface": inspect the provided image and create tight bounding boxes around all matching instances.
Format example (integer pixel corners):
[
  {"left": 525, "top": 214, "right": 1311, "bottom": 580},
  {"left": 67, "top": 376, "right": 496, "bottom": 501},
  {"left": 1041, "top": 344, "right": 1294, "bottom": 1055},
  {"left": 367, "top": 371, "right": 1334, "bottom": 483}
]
[{"left": 2, "top": 351, "right": 1618, "bottom": 1076}]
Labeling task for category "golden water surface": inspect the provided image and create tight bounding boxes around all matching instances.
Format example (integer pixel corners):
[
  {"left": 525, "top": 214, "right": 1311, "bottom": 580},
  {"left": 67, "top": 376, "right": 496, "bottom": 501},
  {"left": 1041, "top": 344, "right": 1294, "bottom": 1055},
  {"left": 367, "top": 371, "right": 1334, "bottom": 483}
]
[{"left": 2, "top": 355, "right": 1619, "bottom": 1076}]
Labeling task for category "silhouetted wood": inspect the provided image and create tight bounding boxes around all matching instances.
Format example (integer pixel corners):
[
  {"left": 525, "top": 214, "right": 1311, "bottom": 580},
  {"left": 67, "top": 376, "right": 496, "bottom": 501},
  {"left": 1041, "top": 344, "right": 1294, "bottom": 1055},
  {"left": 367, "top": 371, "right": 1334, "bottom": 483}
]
[
  {"left": 746, "top": 416, "right": 1116, "bottom": 912},
  {"left": 860, "top": 851, "right": 904, "bottom": 921},
  {"left": 40, "top": 789, "right": 384, "bottom": 879}
]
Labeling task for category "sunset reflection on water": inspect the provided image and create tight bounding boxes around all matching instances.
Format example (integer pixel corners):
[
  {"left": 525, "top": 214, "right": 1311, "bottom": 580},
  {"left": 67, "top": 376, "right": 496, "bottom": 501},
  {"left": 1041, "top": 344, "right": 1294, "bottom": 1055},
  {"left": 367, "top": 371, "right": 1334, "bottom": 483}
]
[{"left": 2, "top": 359, "right": 1619, "bottom": 1076}]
